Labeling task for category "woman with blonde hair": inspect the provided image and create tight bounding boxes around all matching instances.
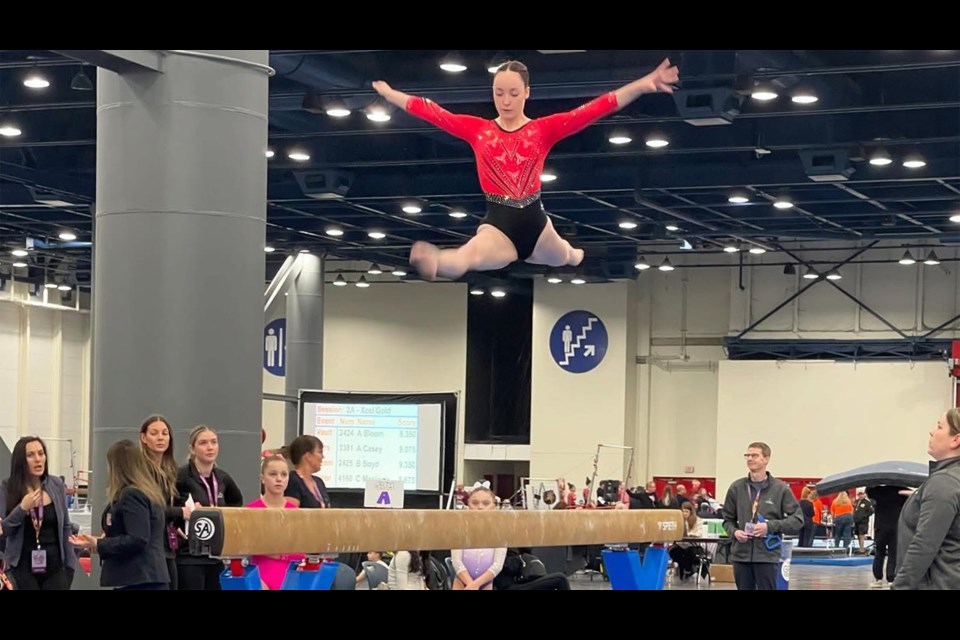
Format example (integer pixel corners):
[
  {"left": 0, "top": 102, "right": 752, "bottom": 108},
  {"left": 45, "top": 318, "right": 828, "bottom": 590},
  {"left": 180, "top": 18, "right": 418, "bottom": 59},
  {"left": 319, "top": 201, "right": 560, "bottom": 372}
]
[
  {"left": 174, "top": 425, "right": 243, "bottom": 590},
  {"left": 831, "top": 491, "right": 854, "bottom": 548},
  {"left": 69, "top": 440, "right": 169, "bottom": 589}
]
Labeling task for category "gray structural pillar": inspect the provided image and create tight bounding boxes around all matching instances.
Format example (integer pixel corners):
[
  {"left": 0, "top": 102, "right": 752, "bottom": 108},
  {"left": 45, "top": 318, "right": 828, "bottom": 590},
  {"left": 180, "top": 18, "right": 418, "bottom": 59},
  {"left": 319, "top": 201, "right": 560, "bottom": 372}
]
[
  {"left": 90, "top": 51, "right": 269, "bottom": 543},
  {"left": 284, "top": 254, "right": 325, "bottom": 444}
]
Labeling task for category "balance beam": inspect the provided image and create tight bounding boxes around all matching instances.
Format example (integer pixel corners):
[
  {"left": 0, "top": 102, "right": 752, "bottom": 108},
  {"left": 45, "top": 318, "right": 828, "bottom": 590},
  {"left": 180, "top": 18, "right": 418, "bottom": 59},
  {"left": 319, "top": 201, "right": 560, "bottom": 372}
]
[{"left": 188, "top": 508, "right": 685, "bottom": 557}]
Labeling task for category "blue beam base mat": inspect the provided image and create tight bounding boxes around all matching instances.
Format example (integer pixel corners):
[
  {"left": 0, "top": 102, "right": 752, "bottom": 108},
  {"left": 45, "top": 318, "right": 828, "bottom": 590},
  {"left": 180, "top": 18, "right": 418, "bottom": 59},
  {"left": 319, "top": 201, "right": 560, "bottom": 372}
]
[{"left": 792, "top": 556, "right": 873, "bottom": 566}]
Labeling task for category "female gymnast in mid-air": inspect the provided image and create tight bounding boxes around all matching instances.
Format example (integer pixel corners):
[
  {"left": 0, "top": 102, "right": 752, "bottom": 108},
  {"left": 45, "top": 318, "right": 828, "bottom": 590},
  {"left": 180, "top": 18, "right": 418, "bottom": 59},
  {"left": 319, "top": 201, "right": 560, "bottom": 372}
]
[{"left": 372, "top": 57, "right": 679, "bottom": 281}]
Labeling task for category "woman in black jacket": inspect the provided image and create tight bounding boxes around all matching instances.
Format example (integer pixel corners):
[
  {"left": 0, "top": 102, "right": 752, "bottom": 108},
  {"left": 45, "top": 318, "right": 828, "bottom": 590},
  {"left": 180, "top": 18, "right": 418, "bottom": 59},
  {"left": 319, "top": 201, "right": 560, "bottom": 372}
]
[
  {"left": 175, "top": 425, "right": 243, "bottom": 590},
  {"left": 70, "top": 440, "right": 169, "bottom": 589},
  {"left": 283, "top": 435, "right": 330, "bottom": 509},
  {"left": 139, "top": 414, "right": 190, "bottom": 590}
]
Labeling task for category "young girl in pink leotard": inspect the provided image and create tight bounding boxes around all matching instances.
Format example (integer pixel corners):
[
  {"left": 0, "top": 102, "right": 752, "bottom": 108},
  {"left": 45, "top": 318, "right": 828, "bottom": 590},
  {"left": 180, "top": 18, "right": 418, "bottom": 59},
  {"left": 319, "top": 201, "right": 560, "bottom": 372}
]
[
  {"left": 450, "top": 483, "right": 506, "bottom": 590},
  {"left": 246, "top": 455, "right": 303, "bottom": 590}
]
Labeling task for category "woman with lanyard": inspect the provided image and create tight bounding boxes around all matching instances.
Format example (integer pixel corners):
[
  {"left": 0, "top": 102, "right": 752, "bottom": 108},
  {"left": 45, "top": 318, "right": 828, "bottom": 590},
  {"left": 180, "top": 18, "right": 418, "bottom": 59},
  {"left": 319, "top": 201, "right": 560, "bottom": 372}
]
[
  {"left": 284, "top": 435, "right": 330, "bottom": 509},
  {"left": 175, "top": 425, "right": 243, "bottom": 590},
  {"left": 0, "top": 436, "right": 76, "bottom": 590},
  {"left": 139, "top": 414, "right": 192, "bottom": 590}
]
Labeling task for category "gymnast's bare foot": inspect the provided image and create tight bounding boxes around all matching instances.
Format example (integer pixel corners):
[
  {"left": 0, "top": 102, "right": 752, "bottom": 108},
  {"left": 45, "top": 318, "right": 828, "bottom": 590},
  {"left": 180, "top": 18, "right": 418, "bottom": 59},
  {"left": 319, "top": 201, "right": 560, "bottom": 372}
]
[
  {"left": 410, "top": 241, "right": 440, "bottom": 281},
  {"left": 570, "top": 248, "right": 585, "bottom": 267}
]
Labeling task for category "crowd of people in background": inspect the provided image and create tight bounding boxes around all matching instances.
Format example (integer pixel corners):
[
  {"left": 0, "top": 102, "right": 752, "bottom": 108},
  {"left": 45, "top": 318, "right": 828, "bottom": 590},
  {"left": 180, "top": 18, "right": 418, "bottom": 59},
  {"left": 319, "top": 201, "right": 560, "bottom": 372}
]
[{"left": 4, "top": 406, "right": 960, "bottom": 591}]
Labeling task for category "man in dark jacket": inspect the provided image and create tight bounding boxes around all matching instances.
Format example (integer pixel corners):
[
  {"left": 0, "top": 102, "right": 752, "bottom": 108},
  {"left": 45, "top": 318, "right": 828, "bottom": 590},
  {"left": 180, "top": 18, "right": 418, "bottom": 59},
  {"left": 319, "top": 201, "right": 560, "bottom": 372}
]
[
  {"left": 852, "top": 489, "right": 875, "bottom": 555},
  {"left": 722, "top": 441, "right": 803, "bottom": 590},
  {"left": 626, "top": 481, "right": 660, "bottom": 510}
]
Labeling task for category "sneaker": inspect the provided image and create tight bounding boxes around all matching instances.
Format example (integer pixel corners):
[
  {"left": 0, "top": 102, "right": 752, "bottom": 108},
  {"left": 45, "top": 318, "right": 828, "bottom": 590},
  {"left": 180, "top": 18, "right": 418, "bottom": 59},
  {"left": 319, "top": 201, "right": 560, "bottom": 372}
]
[{"left": 870, "top": 579, "right": 885, "bottom": 588}]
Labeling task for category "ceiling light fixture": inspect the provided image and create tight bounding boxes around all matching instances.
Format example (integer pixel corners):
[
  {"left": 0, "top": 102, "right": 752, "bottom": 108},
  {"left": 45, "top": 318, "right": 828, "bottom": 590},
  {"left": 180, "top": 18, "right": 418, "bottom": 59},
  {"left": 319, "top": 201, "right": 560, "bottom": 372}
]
[
  {"left": 902, "top": 154, "right": 927, "bottom": 169},
  {"left": 439, "top": 52, "right": 468, "bottom": 73},
  {"left": 645, "top": 135, "right": 669, "bottom": 148},
  {"left": 791, "top": 88, "right": 819, "bottom": 104},
  {"left": 869, "top": 149, "right": 893, "bottom": 166},
  {"left": 70, "top": 67, "right": 93, "bottom": 91},
  {"left": 23, "top": 70, "right": 50, "bottom": 89}
]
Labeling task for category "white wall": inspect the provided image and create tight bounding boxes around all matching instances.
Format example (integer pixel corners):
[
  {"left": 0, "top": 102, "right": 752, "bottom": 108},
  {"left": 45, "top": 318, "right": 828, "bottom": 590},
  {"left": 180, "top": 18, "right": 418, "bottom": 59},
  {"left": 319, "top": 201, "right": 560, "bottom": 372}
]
[
  {"left": 530, "top": 280, "right": 636, "bottom": 488},
  {"left": 0, "top": 290, "right": 90, "bottom": 480},
  {"left": 258, "top": 244, "right": 960, "bottom": 495},
  {"left": 637, "top": 244, "right": 960, "bottom": 486},
  {"left": 715, "top": 360, "right": 950, "bottom": 496}
]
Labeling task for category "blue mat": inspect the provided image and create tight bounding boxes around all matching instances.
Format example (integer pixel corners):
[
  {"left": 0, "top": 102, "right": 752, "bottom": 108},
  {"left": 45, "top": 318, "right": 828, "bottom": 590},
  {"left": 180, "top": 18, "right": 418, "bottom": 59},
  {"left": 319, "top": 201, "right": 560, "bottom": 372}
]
[{"left": 792, "top": 556, "right": 873, "bottom": 566}]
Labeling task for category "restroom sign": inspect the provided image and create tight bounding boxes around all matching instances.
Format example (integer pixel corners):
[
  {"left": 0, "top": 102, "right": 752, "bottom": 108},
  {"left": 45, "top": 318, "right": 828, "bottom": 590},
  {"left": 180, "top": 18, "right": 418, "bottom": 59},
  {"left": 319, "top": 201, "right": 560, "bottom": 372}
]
[{"left": 264, "top": 318, "right": 286, "bottom": 376}]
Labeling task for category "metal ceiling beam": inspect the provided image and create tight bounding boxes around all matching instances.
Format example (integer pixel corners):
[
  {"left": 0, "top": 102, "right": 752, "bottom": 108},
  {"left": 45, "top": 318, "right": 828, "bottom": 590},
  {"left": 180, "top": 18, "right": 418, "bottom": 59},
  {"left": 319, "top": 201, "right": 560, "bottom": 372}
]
[
  {"left": 778, "top": 244, "right": 911, "bottom": 340},
  {"left": 52, "top": 50, "right": 163, "bottom": 74},
  {"left": 735, "top": 242, "right": 878, "bottom": 339}
]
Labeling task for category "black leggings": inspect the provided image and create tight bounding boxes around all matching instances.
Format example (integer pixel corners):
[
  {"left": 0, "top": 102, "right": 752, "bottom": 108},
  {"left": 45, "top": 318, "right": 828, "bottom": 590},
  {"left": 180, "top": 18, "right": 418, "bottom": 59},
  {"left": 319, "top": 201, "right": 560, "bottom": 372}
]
[
  {"left": 481, "top": 199, "right": 548, "bottom": 261},
  {"left": 176, "top": 561, "right": 222, "bottom": 590},
  {"left": 10, "top": 566, "right": 71, "bottom": 590}
]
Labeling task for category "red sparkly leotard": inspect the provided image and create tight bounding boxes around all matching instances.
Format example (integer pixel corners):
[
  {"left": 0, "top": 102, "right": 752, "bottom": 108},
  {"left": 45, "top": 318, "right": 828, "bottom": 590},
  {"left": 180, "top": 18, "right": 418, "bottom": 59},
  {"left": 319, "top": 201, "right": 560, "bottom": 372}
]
[
  {"left": 406, "top": 92, "right": 619, "bottom": 206},
  {"left": 405, "top": 92, "right": 620, "bottom": 260}
]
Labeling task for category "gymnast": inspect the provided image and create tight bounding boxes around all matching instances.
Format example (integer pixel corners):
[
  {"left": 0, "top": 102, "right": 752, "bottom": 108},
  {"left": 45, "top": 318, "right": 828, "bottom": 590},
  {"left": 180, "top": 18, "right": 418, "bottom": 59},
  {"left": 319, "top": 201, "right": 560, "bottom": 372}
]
[
  {"left": 372, "top": 57, "right": 679, "bottom": 281},
  {"left": 449, "top": 482, "right": 505, "bottom": 590}
]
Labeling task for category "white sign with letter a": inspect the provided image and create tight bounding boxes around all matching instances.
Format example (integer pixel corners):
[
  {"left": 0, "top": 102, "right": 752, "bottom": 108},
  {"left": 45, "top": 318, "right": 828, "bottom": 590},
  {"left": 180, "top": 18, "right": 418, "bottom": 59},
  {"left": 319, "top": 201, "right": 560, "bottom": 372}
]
[{"left": 364, "top": 478, "right": 405, "bottom": 509}]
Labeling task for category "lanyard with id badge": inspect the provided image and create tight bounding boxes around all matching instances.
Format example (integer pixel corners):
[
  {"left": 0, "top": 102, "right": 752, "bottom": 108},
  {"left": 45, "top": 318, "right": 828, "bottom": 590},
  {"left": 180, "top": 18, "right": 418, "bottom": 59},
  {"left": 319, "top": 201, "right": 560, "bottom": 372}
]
[
  {"left": 744, "top": 484, "right": 763, "bottom": 537},
  {"left": 199, "top": 473, "right": 219, "bottom": 507},
  {"left": 30, "top": 497, "right": 47, "bottom": 574}
]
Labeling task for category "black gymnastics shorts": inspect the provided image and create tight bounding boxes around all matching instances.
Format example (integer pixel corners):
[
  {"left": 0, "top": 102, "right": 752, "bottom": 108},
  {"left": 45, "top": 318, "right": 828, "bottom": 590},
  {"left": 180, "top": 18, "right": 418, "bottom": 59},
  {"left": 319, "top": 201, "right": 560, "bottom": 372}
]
[{"left": 480, "top": 194, "right": 548, "bottom": 261}]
